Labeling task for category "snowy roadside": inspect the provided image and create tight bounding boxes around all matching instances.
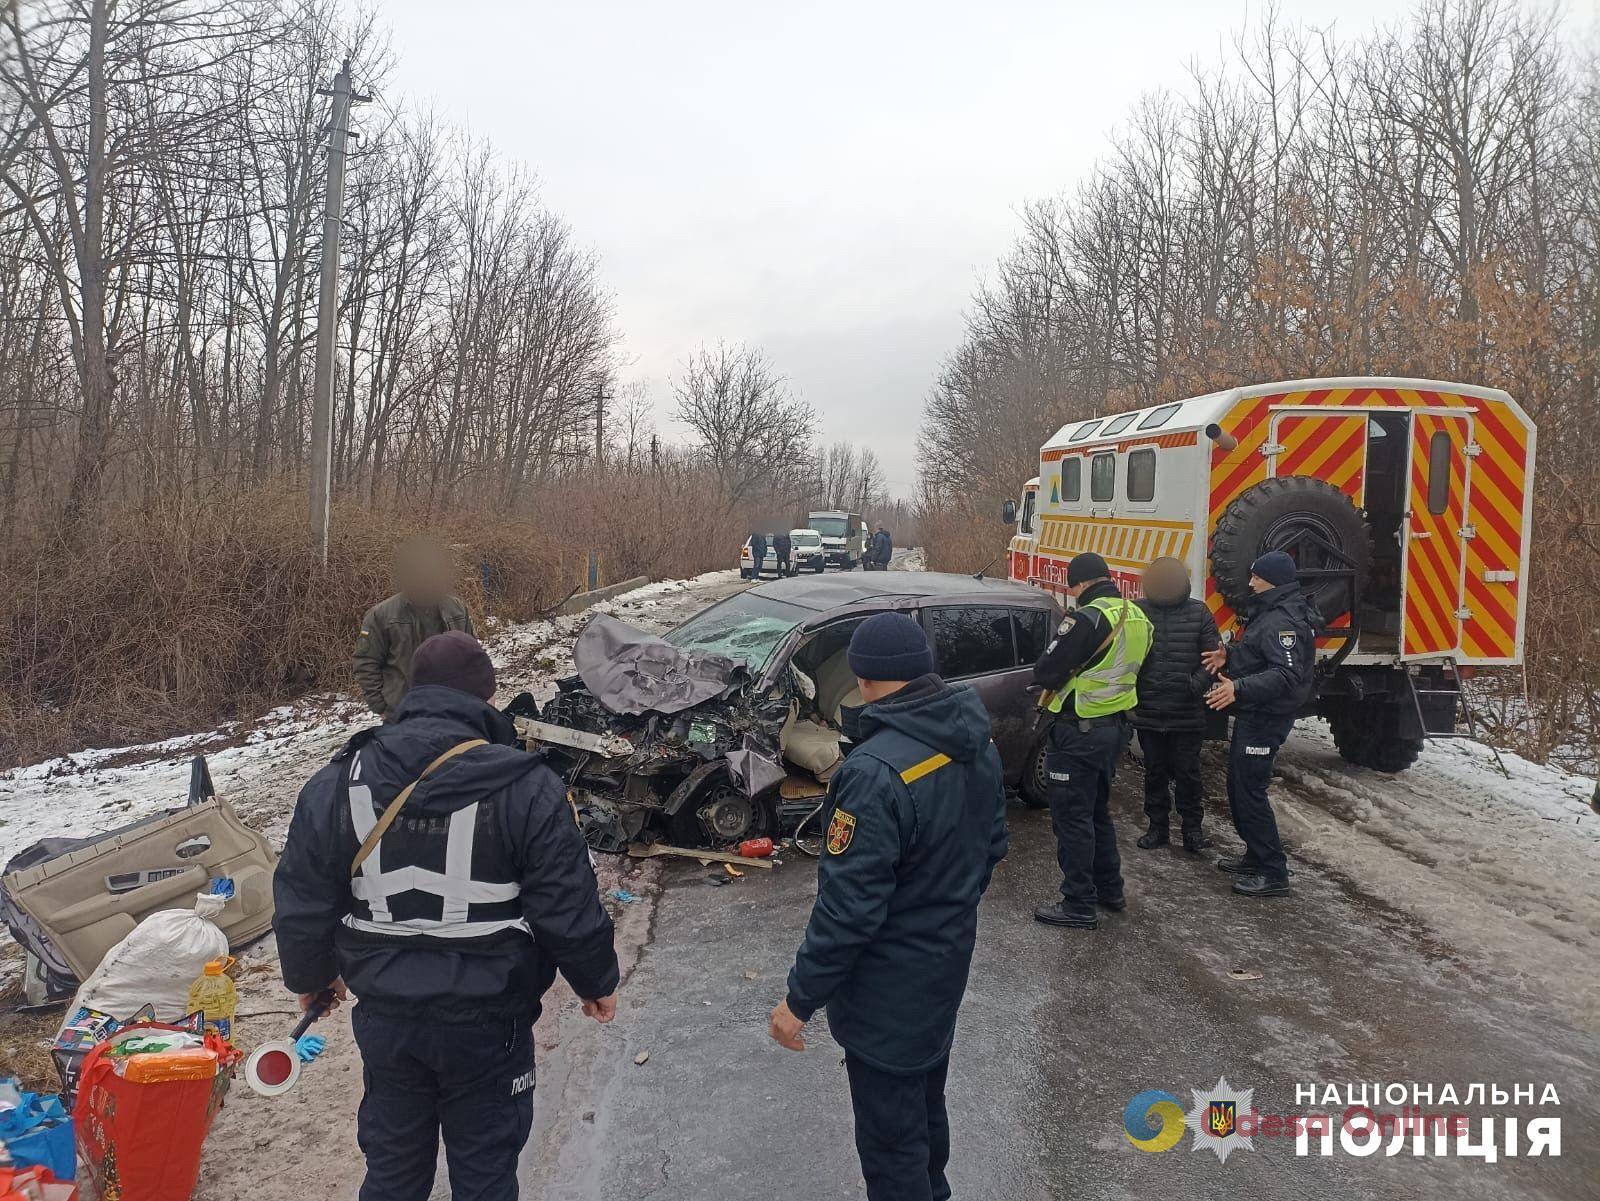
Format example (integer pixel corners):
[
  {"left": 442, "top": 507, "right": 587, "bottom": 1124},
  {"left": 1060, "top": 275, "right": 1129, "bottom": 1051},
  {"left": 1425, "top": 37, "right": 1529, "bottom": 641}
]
[
  {"left": 0, "top": 568, "right": 747, "bottom": 1201},
  {"left": 1274, "top": 718, "right": 1600, "bottom": 1026}
]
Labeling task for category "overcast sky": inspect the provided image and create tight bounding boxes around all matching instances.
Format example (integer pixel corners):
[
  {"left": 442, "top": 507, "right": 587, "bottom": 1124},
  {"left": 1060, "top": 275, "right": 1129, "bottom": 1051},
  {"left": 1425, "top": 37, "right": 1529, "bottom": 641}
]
[{"left": 377, "top": 0, "right": 1589, "bottom": 496}]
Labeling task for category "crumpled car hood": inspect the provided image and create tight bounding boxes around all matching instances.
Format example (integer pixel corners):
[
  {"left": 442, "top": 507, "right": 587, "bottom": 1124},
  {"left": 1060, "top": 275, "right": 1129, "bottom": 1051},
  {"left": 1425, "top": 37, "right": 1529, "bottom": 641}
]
[{"left": 574, "top": 613, "right": 750, "bottom": 717}]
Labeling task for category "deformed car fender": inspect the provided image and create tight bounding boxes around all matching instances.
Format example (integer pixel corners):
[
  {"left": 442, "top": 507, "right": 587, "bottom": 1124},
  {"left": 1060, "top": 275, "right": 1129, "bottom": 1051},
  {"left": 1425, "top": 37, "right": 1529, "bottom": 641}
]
[{"left": 662, "top": 760, "right": 732, "bottom": 817}]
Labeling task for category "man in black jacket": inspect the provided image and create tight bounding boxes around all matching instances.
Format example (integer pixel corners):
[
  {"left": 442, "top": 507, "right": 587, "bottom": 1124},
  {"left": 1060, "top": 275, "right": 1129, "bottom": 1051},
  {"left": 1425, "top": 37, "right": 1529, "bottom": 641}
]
[
  {"left": 1132, "top": 557, "right": 1222, "bottom": 853},
  {"left": 773, "top": 530, "right": 794, "bottom": 577},
  {"left": 1202, "top": 551, "right": 1317, "bottom": 898},
  {"left": 770, "top": 613, "right": 1008, "bottom": 1201},
  {"left": 748, "top": 531, "right": 769, "bottom": 578},
  {"left": 274, "top": 632, "right": 619, "bottom": 1201},
  {"left": 866, "top": 523, "right": 893, "bottom": 570}
]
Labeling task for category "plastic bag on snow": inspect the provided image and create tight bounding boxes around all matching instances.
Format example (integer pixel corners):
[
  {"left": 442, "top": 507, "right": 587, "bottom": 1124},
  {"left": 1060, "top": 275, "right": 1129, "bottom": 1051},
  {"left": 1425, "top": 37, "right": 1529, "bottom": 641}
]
[{"left": 61, "top": 884, "right": 231, "bottom": 1030}]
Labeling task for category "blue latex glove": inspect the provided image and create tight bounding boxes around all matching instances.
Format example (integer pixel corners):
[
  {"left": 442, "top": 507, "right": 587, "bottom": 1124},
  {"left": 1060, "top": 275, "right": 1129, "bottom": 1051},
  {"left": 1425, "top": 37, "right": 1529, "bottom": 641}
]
[{"left": 295, "top": 1034, "right": 326, "bottom": 1063}]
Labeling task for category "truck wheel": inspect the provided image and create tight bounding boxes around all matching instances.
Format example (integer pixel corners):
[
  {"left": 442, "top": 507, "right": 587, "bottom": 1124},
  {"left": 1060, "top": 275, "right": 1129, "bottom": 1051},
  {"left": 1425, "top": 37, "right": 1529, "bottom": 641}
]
[
  {"left": 1210, "top": 476, "right": 1370, "bottom": 623},
  {"left": 1329, "top": 703, "right": 1423, "bottom": 773}
]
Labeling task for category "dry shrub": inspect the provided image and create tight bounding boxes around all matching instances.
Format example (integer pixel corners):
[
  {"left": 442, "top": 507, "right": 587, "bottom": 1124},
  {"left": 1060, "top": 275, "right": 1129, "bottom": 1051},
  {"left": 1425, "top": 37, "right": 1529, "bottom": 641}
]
[
  {"left": 921, "top": 503, "right": 1007, "bottom": 574},
  {"left": 0, "top": 467, "right": 769, "bottom": 767}
]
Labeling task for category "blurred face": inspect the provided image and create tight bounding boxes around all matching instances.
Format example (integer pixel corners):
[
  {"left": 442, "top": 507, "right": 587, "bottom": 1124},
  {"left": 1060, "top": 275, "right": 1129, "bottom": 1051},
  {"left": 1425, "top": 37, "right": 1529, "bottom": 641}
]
[
  {"left": 1249, "top": 573, "right": 1272, "bottom": 594},
  {"left": 396, "top": 541, "right": 453, "bottom": 607},
  {"left": 1142, "top": 558, "right": 1189, "bottom": 603}
]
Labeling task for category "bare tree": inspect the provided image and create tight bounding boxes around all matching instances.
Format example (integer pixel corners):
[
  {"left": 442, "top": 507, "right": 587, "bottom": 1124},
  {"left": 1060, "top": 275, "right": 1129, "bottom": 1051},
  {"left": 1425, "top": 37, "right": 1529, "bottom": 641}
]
[{"left": 672, "top": 341, "right": 813, "bottom": 509}]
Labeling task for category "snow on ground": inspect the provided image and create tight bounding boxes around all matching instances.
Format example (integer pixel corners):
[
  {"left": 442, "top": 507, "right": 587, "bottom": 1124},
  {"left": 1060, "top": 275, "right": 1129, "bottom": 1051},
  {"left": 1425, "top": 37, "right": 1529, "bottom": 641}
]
[{"left": 1273, "top": 718, "right": 1600, "bottom": 1024}]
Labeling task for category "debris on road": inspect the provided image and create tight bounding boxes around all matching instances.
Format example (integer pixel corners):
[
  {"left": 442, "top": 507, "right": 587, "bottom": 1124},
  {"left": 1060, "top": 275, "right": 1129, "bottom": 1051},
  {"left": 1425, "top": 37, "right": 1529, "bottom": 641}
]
[
  {"left": 627, "top": 843, "right": 773, "bottom": 869},
  {"left": 605, "top": 889, "right": 640, "bottom": 904},
  {"left": 633, "top": 1051, "right": 650, "bottom": 1066},
  {"left": 723, "top": 864, "right": 744, "bottom": 879},
  {"left": 1225, "top": 968, "right": 1263, "bottom": 982}
]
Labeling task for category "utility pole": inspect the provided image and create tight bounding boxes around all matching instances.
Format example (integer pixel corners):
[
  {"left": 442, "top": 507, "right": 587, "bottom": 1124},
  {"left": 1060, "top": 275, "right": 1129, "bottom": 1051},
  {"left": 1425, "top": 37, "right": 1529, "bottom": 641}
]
[
  {"left": 594, "top": 382, "right": 608, "bottom": 470},
  {"left": 309, "top": 56, "right": 370, "bottom": 563}
]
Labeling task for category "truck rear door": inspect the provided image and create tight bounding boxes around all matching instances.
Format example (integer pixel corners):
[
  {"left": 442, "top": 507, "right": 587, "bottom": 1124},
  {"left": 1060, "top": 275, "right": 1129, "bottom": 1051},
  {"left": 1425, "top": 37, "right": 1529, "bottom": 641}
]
[{"left": 1401, "top": 411, "right": 1474, "bottom": 659}]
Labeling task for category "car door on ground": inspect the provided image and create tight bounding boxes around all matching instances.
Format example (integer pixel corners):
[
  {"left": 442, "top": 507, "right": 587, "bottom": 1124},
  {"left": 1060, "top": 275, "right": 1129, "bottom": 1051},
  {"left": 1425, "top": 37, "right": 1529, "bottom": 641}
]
[{"left": 924, "top": 604, "right": 1051, "bottom": 780}]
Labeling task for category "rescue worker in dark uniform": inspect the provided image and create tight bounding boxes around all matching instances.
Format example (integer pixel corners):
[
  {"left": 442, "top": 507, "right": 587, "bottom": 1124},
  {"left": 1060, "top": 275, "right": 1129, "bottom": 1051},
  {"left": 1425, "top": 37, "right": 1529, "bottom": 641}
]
[
  {"left": 748, "top": 530, "right": 768, "bottom": 578},
  {"left": 354, "top": 539, "right": 474, "bottom": 720},
  {"left": 274, "top": 632, "right": 619, "bottom": 1201},
  {"left": 770, "top": 613, "right": 1008, "bottom": 1201},
  {"left": 1201, "top": 550, "right": 1316, "bottom": 897},
  {"left": 1132, "top": 556, "right": 1222, "bottom": 853},
  {"left": 1031, "top": 552, "right": 1152, "bottom": 930},
  {"left": 774, "top": 530, "right": 794, "bottom": 577}
]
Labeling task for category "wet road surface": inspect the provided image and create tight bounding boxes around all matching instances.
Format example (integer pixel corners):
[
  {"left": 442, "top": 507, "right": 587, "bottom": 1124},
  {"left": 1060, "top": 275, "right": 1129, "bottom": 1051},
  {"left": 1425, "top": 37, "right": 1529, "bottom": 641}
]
[{"left": 526, "top": 774, "right": 1597, "bottom": 1200}]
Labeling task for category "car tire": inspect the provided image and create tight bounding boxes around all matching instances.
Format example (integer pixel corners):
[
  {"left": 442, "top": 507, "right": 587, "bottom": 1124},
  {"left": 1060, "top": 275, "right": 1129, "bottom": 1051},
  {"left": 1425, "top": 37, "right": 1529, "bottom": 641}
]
[
  {"left": 1209, "top": 476, "right": 1370, "bottom": 623},
  {"left": 1019, "top": 736, "right": 1051, "bottom": 808}
]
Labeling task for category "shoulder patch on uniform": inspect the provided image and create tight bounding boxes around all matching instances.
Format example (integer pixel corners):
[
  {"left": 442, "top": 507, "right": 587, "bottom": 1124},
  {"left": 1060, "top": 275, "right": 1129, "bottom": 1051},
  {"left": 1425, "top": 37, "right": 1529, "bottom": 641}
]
[
  {"left": 826, "top": 809, "right": 856, "bottom": 855},
  {"left": 899, "top": 752, "right": 952, "bottom": 785},
  {"left": 1056, "top": 613, "right": 1077, "bottom": 635},
  {"left": 1279, "top": 631, "right": 1297, "bottom": 649}
]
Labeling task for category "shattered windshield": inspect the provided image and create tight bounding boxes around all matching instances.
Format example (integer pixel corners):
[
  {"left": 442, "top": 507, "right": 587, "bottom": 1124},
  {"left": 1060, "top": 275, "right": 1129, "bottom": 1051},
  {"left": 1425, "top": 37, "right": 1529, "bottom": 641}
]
[
  {"left": 810, "top": 516, "right": 849, "bottom": 537},
  {"left": 664, "top": 593, "right": 809, "bottom": 676}
]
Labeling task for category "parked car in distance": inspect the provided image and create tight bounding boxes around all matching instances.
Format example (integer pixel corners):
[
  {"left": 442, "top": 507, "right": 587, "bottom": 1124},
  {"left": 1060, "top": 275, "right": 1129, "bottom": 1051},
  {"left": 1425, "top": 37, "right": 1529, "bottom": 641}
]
[
  {"left": 739, "top": 536, "right": 779, "bottom": 579},
  {"left": 527, "top": 572, "right": 1064, "bottom": 851},
  {"left": 789, "top": 528, "right": 826, "bottom": 573}
]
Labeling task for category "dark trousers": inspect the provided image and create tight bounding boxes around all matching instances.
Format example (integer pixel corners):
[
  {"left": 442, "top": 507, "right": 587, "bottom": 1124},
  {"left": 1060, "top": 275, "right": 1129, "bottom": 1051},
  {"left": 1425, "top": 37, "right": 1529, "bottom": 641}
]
[
  {"left": 1226, "top": 713, "right": 1295, "bottom": 879},
  {"left": 352, "top": 1005, "right": 535, "bottom": 1201},
  {"left": 777, "top": 552, "right": 792, "bottom": 575},
  {"left": 1045, "top": 718, "right": 1126, "bottom": 908},
  {"left": 845, "top": 1053, "right": 951, "bottom": 1201},
  {"left": 1138, "top": 728, "right": 1205, "bottom": 832}
]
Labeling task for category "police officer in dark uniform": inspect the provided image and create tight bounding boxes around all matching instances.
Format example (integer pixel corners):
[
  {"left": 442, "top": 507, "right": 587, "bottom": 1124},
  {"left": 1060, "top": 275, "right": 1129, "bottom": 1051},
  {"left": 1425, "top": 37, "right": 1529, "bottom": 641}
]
[
  {"left": 1031, "top": 552, "right": 1152, "bottom": 930},
  {"left": 274, "top": 631, "right": 620, "bottom": 1201},
  {"left": 773, "top": 530, "right": 794, "bottom": 577},
  {"left": 1201, "top": 550, "right": 1316, "bottom": 898},
  {"left": 770, "top": 613, "right": 1008, "bottom": 1201}
]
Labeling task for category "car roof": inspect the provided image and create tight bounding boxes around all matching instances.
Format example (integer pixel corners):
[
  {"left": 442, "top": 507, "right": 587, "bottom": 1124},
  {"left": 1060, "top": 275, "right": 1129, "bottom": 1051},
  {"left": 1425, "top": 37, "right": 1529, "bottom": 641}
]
[{"left": 749, "top": 570, "right": 1057, "bottom": 617}]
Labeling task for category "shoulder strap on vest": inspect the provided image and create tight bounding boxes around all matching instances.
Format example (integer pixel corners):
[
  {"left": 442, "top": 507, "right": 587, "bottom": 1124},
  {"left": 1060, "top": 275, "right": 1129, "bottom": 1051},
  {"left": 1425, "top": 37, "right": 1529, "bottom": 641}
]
[{"left": 350, "top": 739, "right": 489, "bottom": 877}]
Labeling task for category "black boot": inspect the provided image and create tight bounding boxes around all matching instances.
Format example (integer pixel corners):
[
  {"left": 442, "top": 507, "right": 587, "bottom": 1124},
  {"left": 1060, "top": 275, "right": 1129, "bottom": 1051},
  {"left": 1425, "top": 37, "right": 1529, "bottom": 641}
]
[
  {"left": 1216, "top": 855, "right": 1259, "bottom": 875},
  {"left": 1181, "top": 829, "right": 1210, "bottom": 854},
  {"left": 1136, "top": 827, "right": 1169, "bottom": 850},
  {"left": 1232, "top": 873, "right": 1291, "bottom": 898},
  {"left": 1034, "top": 901, "right": 1098, "bottom": 929},
  {"left": 1097, "top": 893, "right": 1126, "bottom": 912}
]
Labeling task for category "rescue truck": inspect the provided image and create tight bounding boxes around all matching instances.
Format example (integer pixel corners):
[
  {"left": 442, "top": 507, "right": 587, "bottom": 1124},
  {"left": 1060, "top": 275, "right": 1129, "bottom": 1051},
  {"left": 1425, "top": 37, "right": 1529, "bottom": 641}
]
[{"left": 1003, "top": 377, "right": 1536, "bottom": 772}]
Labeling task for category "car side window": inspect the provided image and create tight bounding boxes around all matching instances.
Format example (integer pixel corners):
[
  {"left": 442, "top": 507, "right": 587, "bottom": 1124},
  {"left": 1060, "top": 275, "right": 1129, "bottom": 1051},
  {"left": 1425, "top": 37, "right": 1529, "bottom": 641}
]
[
  {"left": 1012, "top": 608, "right": 1050, "bottom": 664},
  {"left": 930, "top": 607, "right": 1016, "bottom": 679}
]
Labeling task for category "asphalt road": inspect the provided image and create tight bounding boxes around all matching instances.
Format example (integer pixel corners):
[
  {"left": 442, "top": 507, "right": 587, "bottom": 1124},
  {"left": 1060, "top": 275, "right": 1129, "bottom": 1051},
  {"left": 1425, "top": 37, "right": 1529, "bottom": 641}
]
[{"left": 524, "top": 775, "right": 1596, "bottom": 1200}]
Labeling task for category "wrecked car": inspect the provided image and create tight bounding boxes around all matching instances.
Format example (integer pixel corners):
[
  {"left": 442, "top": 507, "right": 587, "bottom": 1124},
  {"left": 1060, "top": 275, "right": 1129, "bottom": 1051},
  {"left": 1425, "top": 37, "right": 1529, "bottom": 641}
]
[{"left": 518, "top": 573, "right": 1063, "bottom": 851}]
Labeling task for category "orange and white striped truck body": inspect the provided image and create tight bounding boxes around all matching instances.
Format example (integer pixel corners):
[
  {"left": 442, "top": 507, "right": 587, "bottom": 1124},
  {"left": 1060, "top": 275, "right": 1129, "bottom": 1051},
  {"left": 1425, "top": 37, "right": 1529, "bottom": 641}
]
[{"left": 1007, "top": 377, "right": 1535, "bottom": 671}]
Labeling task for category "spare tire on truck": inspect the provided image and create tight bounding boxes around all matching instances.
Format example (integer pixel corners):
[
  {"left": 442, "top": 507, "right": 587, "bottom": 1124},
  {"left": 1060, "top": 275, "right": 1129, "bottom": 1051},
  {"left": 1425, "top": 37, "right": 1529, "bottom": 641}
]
[{"left": 1210, "top": 476, "right": 1370, "bottom": 624}]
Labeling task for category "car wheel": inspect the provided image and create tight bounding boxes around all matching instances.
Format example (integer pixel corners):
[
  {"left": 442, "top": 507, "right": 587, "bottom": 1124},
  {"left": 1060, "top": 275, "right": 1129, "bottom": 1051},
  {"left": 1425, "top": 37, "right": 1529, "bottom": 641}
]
[{"left": 1020, "top": 736, "right": 1050, "bottom": 808}]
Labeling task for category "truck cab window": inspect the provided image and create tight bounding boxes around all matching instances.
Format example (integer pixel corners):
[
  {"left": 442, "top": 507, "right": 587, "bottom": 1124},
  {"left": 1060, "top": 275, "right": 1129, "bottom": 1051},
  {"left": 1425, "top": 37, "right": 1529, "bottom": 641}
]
[
  {"left": 1020, "top": 491, "right": 1037, "bottom": 533},
  {"left": 1062, "top": 458, "right": 1081, "bottom": 502},
  {"left": 1127, "top": 448, "right": 1156, "bottom": 502},
  {"left": 1427, "top": 431, "right": 1452, "bottom": 514},
  {"left": 1090, "top": 453, "right": 1115, "bottom": 502},
  {"left": 1101, "top": 413, "right": 1137, "bottom": 437}
]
